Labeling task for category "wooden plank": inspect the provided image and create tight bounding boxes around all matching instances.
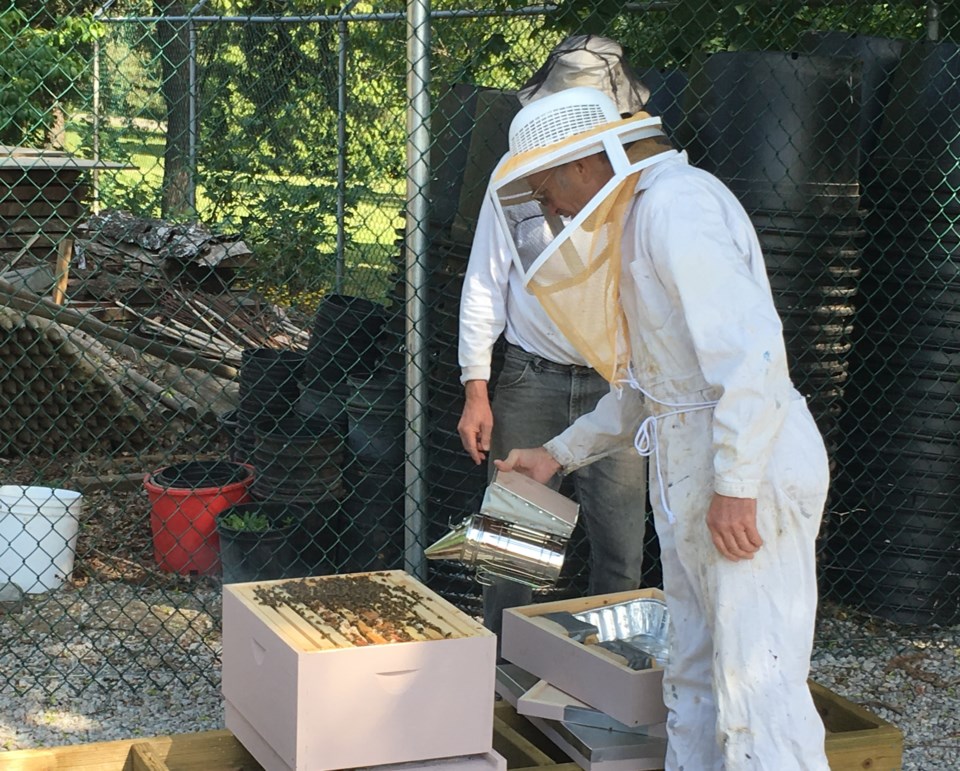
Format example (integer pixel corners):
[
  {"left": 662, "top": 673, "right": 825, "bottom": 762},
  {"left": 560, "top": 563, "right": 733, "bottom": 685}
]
[
  {"left": 495, "top": 684, "right": 903, "bottom": 771},
  {"left": 141, "top": 731, "right": 263, "bottom": 771},
  {"left": 0, "top": 183, "right": 89, "bottom": 202},
  {"left": 130, "top": 742, "right": 170, "bottom": 771},
  {"left": 0, "top": 168, "right": 83, "bottom": 183},
  {"left": 494, "top": 702, "right": 572, "bottom": 765},
  {"left": 0, "top": 740, "right": 133, "bottom": 770},
  {"left": 811, "top": 679, "right": 889, "bottom": 731},
  {"left": 514, "top": 765, "right": 580, "bottom": 771},
  {"left": 493, "top": 714, "right": 558, "bottom": 768},
  {"left": 824, "top": 731, "right": 904, "bottom": 771},
  {"left": 0, "top": 731, "right": 265, "bottom": 771},
  {"left": 0, "top": 231, "right": 41, "bottom": 276},
  {"left": 253, "top": 580, "right": 359, "bottom": 649},
  {"left": 812, "top": 681, "right": 904, "bottom": 771},
  {"left": 4, "top": 220, "right": 72, "bottom": 234},
  {"left": 0, "top": 233, "right": 57, "bottom": 251},
  {"left": 0, "top": 686, "right": 904, "bottom": 771},
  {"left": 407, "top": 596, "right": 472, "bottom": 639},
  {"left": 52, "top": 237, "right": 74, "bottom": 305},
  {"left": 0, "top": 200, "right": 84, "bottom": 217},
  {"left": 401, "top": 624, "right": 429, "bottom": 642},
  {"left": 73, "top": 472, "right": 151, "bottom": 493}
]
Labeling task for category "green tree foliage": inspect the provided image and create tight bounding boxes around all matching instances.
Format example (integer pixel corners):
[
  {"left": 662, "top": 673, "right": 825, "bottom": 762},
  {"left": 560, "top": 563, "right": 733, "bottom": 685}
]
[
  {"left": 18, "top": 0, "right": 943, "bottom": 300},
  {"left": 192, "top": 2, "right": 356, "bottom": 294},
  {"left": 0, "top": 7, "right": 96, "bottom": 146},
  {"left": 544, "top": 1, "right": 929, "bottom": 68}
]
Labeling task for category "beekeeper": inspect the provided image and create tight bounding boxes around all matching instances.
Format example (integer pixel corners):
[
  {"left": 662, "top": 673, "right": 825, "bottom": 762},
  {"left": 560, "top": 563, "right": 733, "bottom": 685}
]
[
  {"left": 458, "top": 35, "right": 651, "bottom": 644},
  {"left": 492, "top": 86, "right": 831, "bottom": 770}
]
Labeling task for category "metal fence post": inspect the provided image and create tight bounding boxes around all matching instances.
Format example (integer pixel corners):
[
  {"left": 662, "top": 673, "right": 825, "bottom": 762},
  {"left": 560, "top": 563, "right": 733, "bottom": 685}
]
[
  {"left": 404, "top": 0, "right": 431, "bottom": 579},
  {"left": 927, "top": 1, "right": 941, "bottom": 41}
]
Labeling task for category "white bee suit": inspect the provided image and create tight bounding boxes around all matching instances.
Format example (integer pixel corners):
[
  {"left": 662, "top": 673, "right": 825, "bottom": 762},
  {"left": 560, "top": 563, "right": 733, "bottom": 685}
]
[{"left": 543, "top": 152, "right": 831, "bottom": 771}]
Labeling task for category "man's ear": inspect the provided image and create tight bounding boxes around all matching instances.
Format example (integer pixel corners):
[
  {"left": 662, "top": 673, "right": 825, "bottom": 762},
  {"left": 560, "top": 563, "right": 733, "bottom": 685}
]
[
  {"left": 567, "top": 158, "right": 587, "bottom": 180},
  {"left": 571, "top": 156, "right": 601, "bottom": 182},
  {"left": 578, "top": 153, "right": 613, "bottom": 184}
]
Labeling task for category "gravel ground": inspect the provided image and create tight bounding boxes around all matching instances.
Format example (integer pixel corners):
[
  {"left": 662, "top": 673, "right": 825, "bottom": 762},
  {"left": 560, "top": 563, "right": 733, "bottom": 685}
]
[
  {"left": 811, "top": 603, "right": 960, "bottom": 770},
  {"left": 0, "top": 581, "right": 224, "bottom": 752},
  {"left": 0, "top": 579, "right": 956, "bottom": 768}
]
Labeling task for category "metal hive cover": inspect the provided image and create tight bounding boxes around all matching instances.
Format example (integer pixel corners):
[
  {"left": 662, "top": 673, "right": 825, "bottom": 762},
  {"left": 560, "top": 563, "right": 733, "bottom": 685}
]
[{"left": 574, "top": 597, "right": 671, "bottom": 666}]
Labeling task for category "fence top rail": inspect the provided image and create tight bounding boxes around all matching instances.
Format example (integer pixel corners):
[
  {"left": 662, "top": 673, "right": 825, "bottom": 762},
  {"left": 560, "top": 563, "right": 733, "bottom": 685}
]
[{"left": 93, "top": 3, "right": 671, "bottom": 25}]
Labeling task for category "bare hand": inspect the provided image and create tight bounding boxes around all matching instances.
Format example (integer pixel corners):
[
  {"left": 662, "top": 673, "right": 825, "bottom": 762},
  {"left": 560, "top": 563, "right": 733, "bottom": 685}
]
[
  {"left": 493, "top": 447, "right": 561, "bottom": 485},
  {"left": 706, "top": 494, "right": 763, "bottom": 561},
  {"left": 458, "top": 381, "right": 493, "bottom": 465}
]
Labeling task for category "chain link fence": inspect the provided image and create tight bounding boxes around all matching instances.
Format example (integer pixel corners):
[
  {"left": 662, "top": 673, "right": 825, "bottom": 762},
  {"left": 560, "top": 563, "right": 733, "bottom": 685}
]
[{"left": 1, "top": 0, "right": 958, "bottom": 705}]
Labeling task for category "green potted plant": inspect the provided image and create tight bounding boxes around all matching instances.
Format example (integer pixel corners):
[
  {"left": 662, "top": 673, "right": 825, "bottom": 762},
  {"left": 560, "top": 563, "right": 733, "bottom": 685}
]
[
  {"left": 216, "top": 501, "right": 304, "bottom": 584},
  {"left": 220, "top": 510, "right": 282, "bottom": 532}
]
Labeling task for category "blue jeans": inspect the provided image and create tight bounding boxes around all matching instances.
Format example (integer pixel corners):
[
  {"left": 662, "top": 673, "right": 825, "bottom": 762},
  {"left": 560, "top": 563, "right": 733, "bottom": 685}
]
[{"left": 483, "top": 344, "right": 648, "bottom": 640}]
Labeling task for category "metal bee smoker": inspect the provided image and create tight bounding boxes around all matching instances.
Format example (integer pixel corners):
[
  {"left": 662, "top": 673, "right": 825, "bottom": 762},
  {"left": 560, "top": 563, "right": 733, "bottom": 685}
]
[{"left": 425, "top": 470, "right": 580, "bottom": 589}]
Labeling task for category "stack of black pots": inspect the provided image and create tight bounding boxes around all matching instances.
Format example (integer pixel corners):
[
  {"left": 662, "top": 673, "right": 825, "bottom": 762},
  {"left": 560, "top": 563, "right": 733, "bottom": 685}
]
[
  {"left": 794, "top": 30, "right": 907, "bottom": 545},
  {"left": 682, "top": 50, "right": 864, "bottom": 473},
  {"left": 250, "top": 415, "right": 344, "bottom": 576},
  {"left": 827, "top": 40, "right": 960, "bottom": 626},
  {"left": 218, "top": 294, "right": 395, "bottom": 579},
  {"left": 341, "top": 326, "right": 407, "bottom": 573},
  {"left": 297, "top": 294, "right": 387, "bottom": 437},
  {"left": 294, "top": 293, "right": 389, "bottom": 574},
  {"left": 232, "top": 348, "right": 304, "bottom": 464},
  {"left": 798, "top": 31, "right": 907, "bottom": 182}
]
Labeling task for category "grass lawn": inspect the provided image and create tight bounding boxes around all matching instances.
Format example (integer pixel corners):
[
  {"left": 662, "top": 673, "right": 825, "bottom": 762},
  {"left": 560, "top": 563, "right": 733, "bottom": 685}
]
[{"left": 64, "top": 119, "right": 407, "bottom": 308}]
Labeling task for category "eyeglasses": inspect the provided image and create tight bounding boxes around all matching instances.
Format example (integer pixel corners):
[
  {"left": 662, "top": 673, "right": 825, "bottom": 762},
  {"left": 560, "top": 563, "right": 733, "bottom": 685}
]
[{"left": 529, "top": 168, "right": 558, "bottom": 207}]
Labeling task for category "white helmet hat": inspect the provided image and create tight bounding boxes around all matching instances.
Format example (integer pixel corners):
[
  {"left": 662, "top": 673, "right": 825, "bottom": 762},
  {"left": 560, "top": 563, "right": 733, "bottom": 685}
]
[
  {"left": 518, "top": 35, "right": 651, "bottom": 116},
  {"left": 509, "top": 85, "right": 621, "bottom": 157},
  {"left": 497, "top": 86, "right": 666, "bottom": 204}
]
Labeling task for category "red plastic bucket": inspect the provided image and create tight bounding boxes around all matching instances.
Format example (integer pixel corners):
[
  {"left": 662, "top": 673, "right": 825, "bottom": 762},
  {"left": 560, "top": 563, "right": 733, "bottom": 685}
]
[{"left": 144, "top": 462, "right": 254, "bottom": 575}]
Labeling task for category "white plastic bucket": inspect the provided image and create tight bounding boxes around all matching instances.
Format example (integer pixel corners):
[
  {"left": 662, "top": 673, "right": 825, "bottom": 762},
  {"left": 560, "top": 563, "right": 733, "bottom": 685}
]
[{"left": 0, "top": 485, "right": 83, "bottom": 594}]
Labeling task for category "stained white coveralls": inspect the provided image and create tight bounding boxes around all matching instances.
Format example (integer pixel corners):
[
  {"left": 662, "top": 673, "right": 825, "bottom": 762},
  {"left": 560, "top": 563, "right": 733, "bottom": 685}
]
[{"left": 543, "top": 152, "right": 830, "bottom": 770}]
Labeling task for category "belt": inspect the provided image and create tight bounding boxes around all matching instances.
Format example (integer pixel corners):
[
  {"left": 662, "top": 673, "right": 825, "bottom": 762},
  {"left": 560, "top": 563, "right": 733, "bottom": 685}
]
[{"left": 505, "top": 343, "right": 593, "bottom": 375}]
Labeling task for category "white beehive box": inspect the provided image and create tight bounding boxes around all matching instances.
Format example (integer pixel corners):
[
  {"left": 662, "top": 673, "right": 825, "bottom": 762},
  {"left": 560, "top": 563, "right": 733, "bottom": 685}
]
[
  {"left": 223, "top": 570, "right": 497, "bottom": 771},
  {"left": 501, "top": 588, "right": 668, "bottom": 728}
]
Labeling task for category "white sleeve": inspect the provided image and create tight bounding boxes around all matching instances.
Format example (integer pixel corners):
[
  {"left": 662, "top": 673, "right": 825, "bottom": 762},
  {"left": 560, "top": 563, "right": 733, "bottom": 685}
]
[
  {"left": 544, "top": 386, "right": 646, "bottom": 471},
  {"left": 643, "top": 181, "right": 792, "bottom": 498},
  {"left": 458, "top": 191, "right": 512, "bottom": 383}
]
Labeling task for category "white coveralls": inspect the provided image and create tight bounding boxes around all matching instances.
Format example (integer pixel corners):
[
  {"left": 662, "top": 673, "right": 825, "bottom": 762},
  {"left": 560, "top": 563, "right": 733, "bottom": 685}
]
[{"left": 543, "top": 152, "right": 831, "bottom": 770}]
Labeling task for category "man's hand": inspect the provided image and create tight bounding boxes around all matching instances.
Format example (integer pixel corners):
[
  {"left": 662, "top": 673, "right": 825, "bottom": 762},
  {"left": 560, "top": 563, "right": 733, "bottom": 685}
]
[
  {"left": 458, "top": 380, "right": 494, "bottom": 465},
  {"left": 706, "top": 494, "right": 763, "bottom": 561},
  {"left": 494, "top": 447, "right": 562, "bottom": 485}
]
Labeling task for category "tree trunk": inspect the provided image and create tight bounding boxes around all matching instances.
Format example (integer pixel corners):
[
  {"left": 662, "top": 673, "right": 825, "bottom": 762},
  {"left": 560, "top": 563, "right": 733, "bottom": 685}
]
[{"left": 155, "top": 0, "right": 193, "bottom": 219}]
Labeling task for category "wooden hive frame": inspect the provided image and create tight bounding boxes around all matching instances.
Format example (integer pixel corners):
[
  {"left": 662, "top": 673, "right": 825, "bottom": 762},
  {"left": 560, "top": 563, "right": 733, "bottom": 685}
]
[{"left": 227, "top": 570, "right": 482, "bottom": 651}]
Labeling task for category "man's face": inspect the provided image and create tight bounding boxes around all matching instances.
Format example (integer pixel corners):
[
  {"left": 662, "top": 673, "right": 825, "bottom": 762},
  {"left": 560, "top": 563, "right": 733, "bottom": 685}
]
[{"left": 527, "top": 154, "right": 614, "bottom": 217}]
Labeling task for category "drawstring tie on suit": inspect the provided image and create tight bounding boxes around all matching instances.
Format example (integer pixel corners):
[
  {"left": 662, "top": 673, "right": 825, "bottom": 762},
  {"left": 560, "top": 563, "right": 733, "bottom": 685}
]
[{"left": 619, "top": 368, "right": 718, "bottom": 523}]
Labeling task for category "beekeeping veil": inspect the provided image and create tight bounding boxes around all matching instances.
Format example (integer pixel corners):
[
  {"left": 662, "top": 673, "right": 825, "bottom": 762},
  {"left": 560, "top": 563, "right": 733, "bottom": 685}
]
[
  {"left": 518, "top": 35, "right": 651, "bottom": 116},
  {"left": 490, "top": 86, "right": 675, "bottom": 383}
]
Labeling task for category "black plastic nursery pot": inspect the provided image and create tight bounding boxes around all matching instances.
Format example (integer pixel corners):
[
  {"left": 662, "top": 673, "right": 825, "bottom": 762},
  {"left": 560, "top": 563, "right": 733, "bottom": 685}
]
[{"left": 216, "top": 501, "right": 305, "bottom": 584}]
